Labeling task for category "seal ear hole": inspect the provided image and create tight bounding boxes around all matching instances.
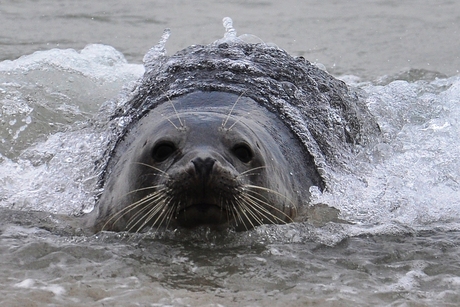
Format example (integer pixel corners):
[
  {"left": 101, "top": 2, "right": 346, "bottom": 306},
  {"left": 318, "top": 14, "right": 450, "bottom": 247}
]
[
  {"left": 232, "top": 143, "right": 253, "bottom": 163},
  {"left": 152, "top": 141, "right": 176, "bottom": 162}
]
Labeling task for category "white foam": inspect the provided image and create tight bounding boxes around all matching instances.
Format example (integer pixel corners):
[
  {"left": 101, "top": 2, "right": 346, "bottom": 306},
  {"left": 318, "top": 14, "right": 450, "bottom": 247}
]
[{"left": 14, "top": 278, "right": 66, "bottom": 296}]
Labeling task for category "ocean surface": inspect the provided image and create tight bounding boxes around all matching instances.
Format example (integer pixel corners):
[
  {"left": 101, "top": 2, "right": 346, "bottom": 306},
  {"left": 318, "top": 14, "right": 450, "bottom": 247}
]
[{"left": 1, "top": 1, "right": 460, "bottom": 306}]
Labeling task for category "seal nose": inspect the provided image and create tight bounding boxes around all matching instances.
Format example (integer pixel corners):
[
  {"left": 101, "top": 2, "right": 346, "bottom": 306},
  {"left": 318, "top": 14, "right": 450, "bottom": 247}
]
[{"left": 191, "top": 157, "right": 216, "bottom": 178}]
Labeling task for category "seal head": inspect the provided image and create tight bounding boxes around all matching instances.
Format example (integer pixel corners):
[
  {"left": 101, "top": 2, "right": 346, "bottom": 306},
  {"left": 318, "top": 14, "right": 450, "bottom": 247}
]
[
  {"left": 88, "top": 92, "right": 322, "bottom": 232},
  {"left": 87, "top": 39, "right": 379, "bottom": 233}
]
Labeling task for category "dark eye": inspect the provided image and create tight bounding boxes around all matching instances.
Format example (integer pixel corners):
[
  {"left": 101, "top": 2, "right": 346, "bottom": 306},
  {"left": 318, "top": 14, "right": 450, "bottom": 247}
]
[
  {"left": 152, "top": 142, "right": 176, "bottom": 162},
  {"left": 232, "top": 143, "right": 253, "bottom": 163}
]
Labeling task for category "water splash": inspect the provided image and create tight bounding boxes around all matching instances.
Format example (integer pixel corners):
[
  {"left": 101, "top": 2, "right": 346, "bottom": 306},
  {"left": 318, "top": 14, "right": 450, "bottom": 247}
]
[
  {"left": 222, "top": 17, "right": 237, "bottom": 40},
  {"left": 216, "top": 17, "right": 266, "bottom": 45},
  {"left": 0, "top": 44, "right": 142, "bottom": 214},
  {"left": 143, "top": 28, "right": 171, "bottom": 71}
]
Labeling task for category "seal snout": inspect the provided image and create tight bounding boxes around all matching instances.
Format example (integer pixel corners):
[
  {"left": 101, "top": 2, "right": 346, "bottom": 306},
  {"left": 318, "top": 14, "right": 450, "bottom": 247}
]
[
  {"left": 190, "top": 156, "right": 218, "bottom": 205},
  {"left": 191, "top": 157, "right": 216, "bottom": 178}
]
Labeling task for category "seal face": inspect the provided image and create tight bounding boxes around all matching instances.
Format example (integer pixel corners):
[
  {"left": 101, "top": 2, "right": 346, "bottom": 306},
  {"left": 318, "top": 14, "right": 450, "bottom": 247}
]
[{"left": 88, "top": 92, "right": 323, "bottom": 232}]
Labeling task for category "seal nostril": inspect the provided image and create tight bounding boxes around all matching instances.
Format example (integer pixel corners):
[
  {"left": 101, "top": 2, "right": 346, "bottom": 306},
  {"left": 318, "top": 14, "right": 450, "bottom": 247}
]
[{"left": 191, "top": 157, "right": 216, "bottom": 177}]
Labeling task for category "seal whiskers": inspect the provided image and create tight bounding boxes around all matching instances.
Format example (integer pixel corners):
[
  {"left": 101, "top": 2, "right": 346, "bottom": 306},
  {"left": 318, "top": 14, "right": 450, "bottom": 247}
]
[
  {"left": 164, "top": 93, "right": 186, "bottom": 131},
  {"left": 244, "top": 184, "right": 297, "bottom": 217},
  {"left": 224, "top": 197, "right": 254, "bottom": 230},
  {"left": 236, "top": 166, "right": 267, "bottom": 177},
  {"left": 133, "top": 162, "right": 170, "bottom": 178},
  {"left": 101, "top": 187, "right": 166, "bottom": 231},
  {"left": 128, "top": 197, "right": 174, "bottom": 233},
  {"left": 242, "top": 189, "right": 294, "bottom": 223},
  {"left": 221, "top": 91, "right": 246, "bottom": 131},
  {"left": 124, "top": 191, "right": 170, "bottom": 232}
]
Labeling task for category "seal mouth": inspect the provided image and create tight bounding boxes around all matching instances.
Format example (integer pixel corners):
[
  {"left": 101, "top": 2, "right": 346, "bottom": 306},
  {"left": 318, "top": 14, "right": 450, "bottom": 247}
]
[
  {"left": 188, "top": 203, "right": 222, "bottom": 213},
  {"left": 175, "top": 202, "right": 229, "bottom": 227}
]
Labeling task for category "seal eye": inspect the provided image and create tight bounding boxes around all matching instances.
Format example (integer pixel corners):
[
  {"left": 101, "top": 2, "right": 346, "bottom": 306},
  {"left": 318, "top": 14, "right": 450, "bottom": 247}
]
[
  {"left": 232, "top": 143, "right": 253, "bottom": 163},
  {"left": 152, "top": 141, "right": 176, "bottom": 162}
]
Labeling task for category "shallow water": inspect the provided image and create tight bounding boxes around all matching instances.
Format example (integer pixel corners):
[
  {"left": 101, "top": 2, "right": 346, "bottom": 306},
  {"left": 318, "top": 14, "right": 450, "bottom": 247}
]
[
  {"left": 2, "top": 225, "right": 460, "bottom": 306},
  {"left": 1, "top": 1, "right": 460, "bottom": 306}
]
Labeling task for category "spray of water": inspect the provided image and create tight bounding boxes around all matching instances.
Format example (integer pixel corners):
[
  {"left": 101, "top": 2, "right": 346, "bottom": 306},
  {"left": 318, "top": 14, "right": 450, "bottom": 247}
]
[{"left": 143, "top": 28, "right": 171, "bottom": 71}]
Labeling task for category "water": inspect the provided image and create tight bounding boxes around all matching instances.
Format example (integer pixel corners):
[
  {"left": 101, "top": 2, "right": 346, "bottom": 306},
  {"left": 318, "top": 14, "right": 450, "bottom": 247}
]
[{"left": 1, "top": 1, "right": 460, "bottom": 306}]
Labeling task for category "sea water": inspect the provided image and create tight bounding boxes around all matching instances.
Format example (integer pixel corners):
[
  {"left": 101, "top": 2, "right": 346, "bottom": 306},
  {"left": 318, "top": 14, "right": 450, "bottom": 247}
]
[{"left": 1, "top": 1, "right": 460, "bottom": 306}]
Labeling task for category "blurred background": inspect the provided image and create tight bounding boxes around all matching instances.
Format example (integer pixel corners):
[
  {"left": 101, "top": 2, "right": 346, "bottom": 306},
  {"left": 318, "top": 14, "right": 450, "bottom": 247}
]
[{"left": 1, "top": 0, "right": 459, "bottom": 80}]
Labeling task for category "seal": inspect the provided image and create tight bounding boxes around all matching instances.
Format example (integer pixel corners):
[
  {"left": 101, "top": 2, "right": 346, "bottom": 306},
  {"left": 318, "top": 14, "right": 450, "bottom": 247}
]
[{"left": 86, "top": 21, "right": 379, "bottom": 233}]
